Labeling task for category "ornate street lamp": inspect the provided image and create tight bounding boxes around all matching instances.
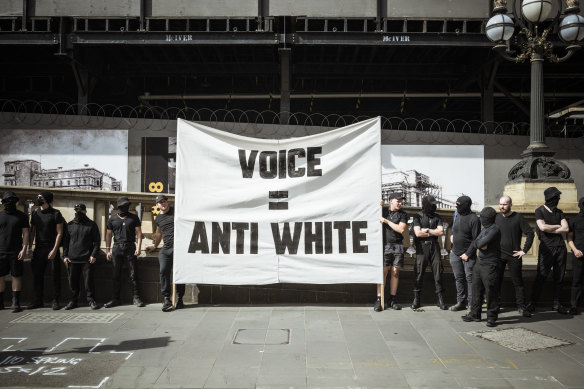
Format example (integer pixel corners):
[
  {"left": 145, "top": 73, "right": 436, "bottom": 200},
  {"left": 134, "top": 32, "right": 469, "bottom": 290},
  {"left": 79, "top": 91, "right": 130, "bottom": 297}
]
[{"left": 486, "top": 0, "right": 584, "bottom": 182}]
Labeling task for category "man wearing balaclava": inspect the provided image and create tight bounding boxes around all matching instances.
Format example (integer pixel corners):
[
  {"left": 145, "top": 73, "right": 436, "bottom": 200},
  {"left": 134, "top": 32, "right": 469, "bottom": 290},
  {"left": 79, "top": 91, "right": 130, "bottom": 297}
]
[
  {"left": 527, "top": 187, "right": 569, "bottom": 314},
  {"left": 0, "top": 192, "right": 30, "bottom": 312},
  {"left": 411, "top": 195, "right": 447, "bottom": 310},
  {"left": 104, "top": 197, "right": 145, "bottom": 308},
  {"left": 63, "top": 204, "right": 101, "bottom": 310},
  {"left": 28, "top": 191, "right": 65, "bottom": 310},
  {"left": 461, "top": 207, "right": 501, "bottom": 327},
  {"left": 449, "top": 195, "right": 481, "bottom": 311},
  {"left": 567, "top": 197, "right": 584, "bottom": 315}
]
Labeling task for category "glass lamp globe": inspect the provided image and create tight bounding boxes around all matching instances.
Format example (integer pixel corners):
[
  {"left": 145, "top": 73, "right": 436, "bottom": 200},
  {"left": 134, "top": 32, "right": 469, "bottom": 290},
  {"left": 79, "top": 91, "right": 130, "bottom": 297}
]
[
  {"left": 486, "top": 13, "right": 515, "bottom": 42},
  {"left": 521, "top": 0, "right": 553, "bottom": 23},
  {"left": 559, "top": 13, "right": 584, "bottom": 42}
]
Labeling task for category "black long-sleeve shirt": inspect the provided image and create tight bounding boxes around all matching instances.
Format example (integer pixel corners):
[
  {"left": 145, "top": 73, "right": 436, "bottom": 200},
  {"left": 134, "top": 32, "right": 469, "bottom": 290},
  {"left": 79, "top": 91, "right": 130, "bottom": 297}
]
[
  {"left": 495, "top": 212, "right": 534, "bottom": 260},
  {"left": 63, "top": 219, "right": 101, "bottom": 263},
  {"left": 465, "top": 224, "right": 501, "bottom": 265},
  {"left": 452, "top": 212, "right": 481, "bottom": 256}
]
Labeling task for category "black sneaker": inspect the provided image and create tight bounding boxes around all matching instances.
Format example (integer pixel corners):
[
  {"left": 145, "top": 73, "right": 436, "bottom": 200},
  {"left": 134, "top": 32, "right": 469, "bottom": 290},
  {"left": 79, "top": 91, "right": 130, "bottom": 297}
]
[
  {"left": 162, "top": 298, "right": 173, "bottom": 312},
  {"left": 11, "top": 304, "right": 22, "bottom": 313},
  {"left": 450, "top": 302, "right": 466, "bottom": 311},
  {"left": 89, "top": 300, "right": 100, "bottom": 310},
  {"left": 373, "top": 298, "right": 382, "bottom": 312},
  {"left": 175, "top": 298, "right": 185, "bottom": 309},
  {"left": 104, "top": 299, "right": 120, "bottom": 308},
  {"left": 568, "top": 307, "right": 579, "bottom": 315},
  {"left": 552, "top": 304, "right": 568, "bottom": 314},
  {"left": 486, "top": 320, "right": 497, "bottom": 327},
  {"left": 390, "top": 299, "right": 402, "bottom": 310},
  {"left": 64, "top": 301, "right": 77, "bottom": 310},
  {"left": 518, "top": 307, "right": 532, "bottom": 318},
  {"left": 525, "top": 303, "right": 536, "bottom": 313},
  {"left": 51, "top": 300, "right": 61, "bottom": 310},
  {"left": 133, "top": 297, "right": 145, "bottom": 307},
  {"left": 26, "top": 302, "right": 43, "bottom": 310},
  {"left": 461, "top": 314, "right": 481, "bottom": 322}
]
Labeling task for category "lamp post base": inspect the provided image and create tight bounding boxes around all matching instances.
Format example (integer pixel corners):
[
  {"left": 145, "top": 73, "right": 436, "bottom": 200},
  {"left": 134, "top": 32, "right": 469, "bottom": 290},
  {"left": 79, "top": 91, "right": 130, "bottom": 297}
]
[
  {"left": 503, "top": 181, "right": 579, "bottom": 213},
  {"left": 507, "top": 147, "right": 572, "bottom": 183}
]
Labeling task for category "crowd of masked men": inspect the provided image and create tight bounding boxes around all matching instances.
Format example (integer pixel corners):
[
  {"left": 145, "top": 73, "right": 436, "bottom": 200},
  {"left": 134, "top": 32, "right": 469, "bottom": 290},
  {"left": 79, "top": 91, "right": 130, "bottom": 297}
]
[
  {"left": 0, "top": 191, "right": 181, "bottom": 313},
  {"left": 1, "top": 187, "right": 583, "bottom": 324},
  {"left": 377, "top": 187, "right": 584, "bottom": 327}
]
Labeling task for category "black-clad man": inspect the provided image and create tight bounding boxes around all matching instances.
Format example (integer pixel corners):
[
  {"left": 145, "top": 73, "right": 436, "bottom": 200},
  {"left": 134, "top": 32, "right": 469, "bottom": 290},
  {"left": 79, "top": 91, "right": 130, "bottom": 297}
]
[
  {"left": 0, "top": 192, "right": 29, "bottom": 312},
  {"left": 104, "top": 197, "right": 145, "bottom": 308},
  {"left": 146, "top": 194, "right": 186, "bottom": 312},
  {"left": 63, "top": 204, "right": 101, "bottom": 310},
  {"left": 28, "top": 191, "right": 64, "bottom": 310}
]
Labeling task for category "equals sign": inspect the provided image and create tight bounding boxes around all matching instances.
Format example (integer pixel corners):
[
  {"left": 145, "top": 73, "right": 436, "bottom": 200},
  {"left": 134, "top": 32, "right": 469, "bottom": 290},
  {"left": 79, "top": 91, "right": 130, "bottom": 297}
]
[{"left": 269, "top": 191, "right": 288, "bottom": 210}]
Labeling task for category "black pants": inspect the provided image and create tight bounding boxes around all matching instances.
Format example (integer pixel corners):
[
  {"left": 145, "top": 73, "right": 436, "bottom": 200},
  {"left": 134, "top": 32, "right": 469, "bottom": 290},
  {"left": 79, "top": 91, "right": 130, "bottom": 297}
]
[
  {"left": 531, "top": 244, "right": 567, "bottom": 305},
  {"left": 469, "top": 262, "right": 500, "bottom": 322},
  {"left": 67, "top": 262, "right": 95, "bottom": 301},
  {"left": 413, "top": 241, "right": 444, "bottom": 294},
  {"left": 571, "top": 256, "right": 584, "bottom": 309},
  {"left": 159, "top": 247, "right": 185, "bottom": 298},
  {"left": 31, "top": 246, "right": 61, "bottom": 303},
  {"left": 111, "top": 244, "right": 140, "bottom": 300},
  {"left": 497, "top": 257, "right": 526, "bottom": 308}
]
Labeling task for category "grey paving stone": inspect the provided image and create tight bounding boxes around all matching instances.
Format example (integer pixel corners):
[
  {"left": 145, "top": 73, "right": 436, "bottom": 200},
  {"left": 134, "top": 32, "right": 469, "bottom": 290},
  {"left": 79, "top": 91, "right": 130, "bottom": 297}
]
[
  {"left": 154, "top": 365, "right": 211, "bottom": 388},
  {"left": 109, "top": 366, "right": 166, "bottom": 388},
  {"left": 258, "top": 352, "right": 306, "bottom": 376},
  {"left": 402, "top": 368, "right": 462, "bottom": 388},
  {"left": 204, "top": 366, "right": 259, "bottom": 388}
]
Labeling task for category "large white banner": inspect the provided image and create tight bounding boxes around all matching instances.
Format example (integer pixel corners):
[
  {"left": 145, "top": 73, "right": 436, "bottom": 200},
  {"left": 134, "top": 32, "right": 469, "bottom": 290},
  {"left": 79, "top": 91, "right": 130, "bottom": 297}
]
[{"left": 174, "top": 118, "right": 382, "bottom": 285}]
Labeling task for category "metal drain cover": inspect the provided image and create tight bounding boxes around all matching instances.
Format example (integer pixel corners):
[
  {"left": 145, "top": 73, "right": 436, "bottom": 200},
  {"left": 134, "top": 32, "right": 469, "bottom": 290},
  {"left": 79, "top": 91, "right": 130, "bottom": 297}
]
[
  {"left": 10, "top": 313, "right": 123, "bottom": 324},
  {"left": 470, "top": 327, "right": 573, "bottom": 352},
  {"left": 233, "top": 329, "right": 290, "bottom": 345}
]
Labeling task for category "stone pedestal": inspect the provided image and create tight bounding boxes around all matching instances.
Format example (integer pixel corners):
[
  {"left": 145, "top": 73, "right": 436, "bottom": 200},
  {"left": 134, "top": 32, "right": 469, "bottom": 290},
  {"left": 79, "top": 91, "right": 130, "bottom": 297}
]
[
  {"left": 501, "top": 181, "right": 580, "bottom": 266},
  {"left": 503, "top": 181, "right": 580, "bottom": 214}
]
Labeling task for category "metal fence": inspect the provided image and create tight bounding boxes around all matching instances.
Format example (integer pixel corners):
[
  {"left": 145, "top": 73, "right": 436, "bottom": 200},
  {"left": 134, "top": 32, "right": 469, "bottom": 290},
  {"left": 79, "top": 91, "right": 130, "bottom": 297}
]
[{"left": 1, "top": 99, "right": 582, "bottom": 139}]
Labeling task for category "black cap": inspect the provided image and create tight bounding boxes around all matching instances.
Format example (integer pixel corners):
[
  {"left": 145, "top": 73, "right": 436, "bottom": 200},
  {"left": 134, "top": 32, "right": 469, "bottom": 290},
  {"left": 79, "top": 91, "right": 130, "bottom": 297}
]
[
  {"left": 544, "top": 186, "right": 562, "bottom": 201},
  {"left": 156, "top": 194, "right": 168, "bottom": 203},
  {"left": 423, "top": 195, "right": 437, "bottom": 205},
  {"left": 117, "top": 197, "right": 130, "bottom": 207},
  {"left": 388, "top": 192, "right": 405, "bottom": 200},
  {"left": 1, "top": 191, "right": 18, "bottom": 203},
  {"left": 74, "top": 203, "right": 86, "bottom": 211}
]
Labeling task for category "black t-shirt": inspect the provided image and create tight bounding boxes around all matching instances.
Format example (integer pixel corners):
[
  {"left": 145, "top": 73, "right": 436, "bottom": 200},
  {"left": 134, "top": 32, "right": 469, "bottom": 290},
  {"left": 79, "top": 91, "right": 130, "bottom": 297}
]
[
  {"left": 535, "top": 205, "right": 565, "bottom": 247},
  {"left": 0, "top": 210, "right": 30, "bottom": 254},
  {"left": 495, "top": 212, "right": 534, "bottom": 260},
  {"left": 106, "top": 213, "right": 141, "bottom": 244},
  {"left": 155, "top": 207, "right": 175, "bottom": 249},
  {"left": 568, "top": 214, "right": 584, "bottom": 251},
  {"left": 452, "top": 212, "right": 481, "bottom": 256},
  {"left": 31, "top": 207, "right": 65, "bottom": 247},
  {"left": 382, "top": 207, "right": 407, "bottom": 244},
  {"left": 413, "top": 212, "right": 443, "bottom": 243}
]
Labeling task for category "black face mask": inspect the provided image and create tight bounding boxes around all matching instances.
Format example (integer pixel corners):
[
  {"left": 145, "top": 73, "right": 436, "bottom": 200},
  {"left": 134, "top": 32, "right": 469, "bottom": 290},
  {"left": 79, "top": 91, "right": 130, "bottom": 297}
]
[
  {"left": 422, "top": 199, "right": 437, "bottom": 215},
  {"left": 2, "top": 200, "right": 17, "bottom": 214},
  {"left": 36, "top": 198, "right": 45, "bottom": 206},
  {"left": 74, "top": 211, "right": 89, "bottom": 223},
  {"left": 479, "top": 207, "right": 497, "bottom": 228},
  {"left": 545, "top": 196, "right": 560, "bottom": 211},
  {"left": 456, "top": 196, "right": 472, "bottom": 216},
  {"left": 118, "top": 205, "right": 130, "bottom": 216}
]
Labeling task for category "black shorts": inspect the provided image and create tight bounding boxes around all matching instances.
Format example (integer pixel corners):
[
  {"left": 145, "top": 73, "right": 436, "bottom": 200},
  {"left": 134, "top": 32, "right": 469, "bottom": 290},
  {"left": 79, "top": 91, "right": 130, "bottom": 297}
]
[
  {"left": 383, "top": 243, "right": 404, "bottom": 268},
  {"left": 0, "top": 252, "right": 24, "bottom": 277}
]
